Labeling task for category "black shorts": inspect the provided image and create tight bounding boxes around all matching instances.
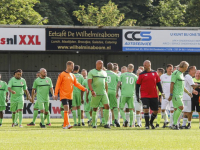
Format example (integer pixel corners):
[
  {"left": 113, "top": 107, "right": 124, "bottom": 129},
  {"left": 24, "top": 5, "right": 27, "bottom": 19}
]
[
  {"left": 158, "top": 95, "right": 161, "bottom": 108},
  {"left": 61, "top": 99, "right": 72, "bottom": 109},
  {"left": 192, "top": 100, "right": 200, "bottom": 112},
  {"left": 141, "top": 98, "right": 158, "bottom": 111}
]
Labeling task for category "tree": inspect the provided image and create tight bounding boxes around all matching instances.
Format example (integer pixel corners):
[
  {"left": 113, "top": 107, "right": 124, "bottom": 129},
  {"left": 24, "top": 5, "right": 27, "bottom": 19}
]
[
  {"left": 0, "top": 0, "right": 48, "bottom": 25},
  {"left": 34, "top": 0, "right": 78, "bottom": 25},
  {"left": 185, "top": 0, "right": 200, "bottom": 26},
  {"left": 156, "top": 0, "right": 186, "bottom": 26},
  {"left": 73, "top": 0, "right": 136, "bottom": 26}
]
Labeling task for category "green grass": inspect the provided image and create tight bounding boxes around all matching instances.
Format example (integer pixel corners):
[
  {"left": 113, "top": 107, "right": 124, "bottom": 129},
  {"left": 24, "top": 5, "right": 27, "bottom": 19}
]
[{"left": 0, "top": 118, "right": 200, "bottom": 150}]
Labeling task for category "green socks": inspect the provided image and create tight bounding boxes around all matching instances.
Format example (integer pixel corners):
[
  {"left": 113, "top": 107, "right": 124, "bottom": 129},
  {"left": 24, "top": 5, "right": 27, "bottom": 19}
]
[
  {"left": 78, "top": 109, "right": 81, "bottom": 124},
  {"left": 72, "top": 110, "right": 77, "bottom": 124},
  {"left": 130, "top": 110, "right": 134, "bottom": 126},
  {"left": 45, "top": 111, "right": 50, "bottom": 124},
  {"left": 157, "top": 113, "right": 161, "bottom": 125},
  {"left": 32, "top": 110, "right": 38, "bottom": 124},
  {"left": 113, "top": 108, "right": 118, "bottom": 120},
  {"left": 173, "top": 108, "right": 182, "bottom": 125},
  {"left": 12, "top": 113, "right": 15, "bottom": 123},
  {"left": 61, "top": 111, "right": 64, "bottom": 119},
  {"left": 15, "top": 112, "right": 19, "bottom": 124},
  {"left": 92, "top": 111, "right": 97, "bottom": 126},
  {"left": 18, "top": 111, "right": 23, "bottom": 125},
  {"left": 103, "top": 109, "right": 109, "bottom": 125},
  {"left": 40, "top": 113, "right": 45, "bottom": 125},
  {"left": 120, "top": 109, "right": 126, "bottom": 122},
  {"left": 85, "top": 111, "right": 91, "bottom": 120}
]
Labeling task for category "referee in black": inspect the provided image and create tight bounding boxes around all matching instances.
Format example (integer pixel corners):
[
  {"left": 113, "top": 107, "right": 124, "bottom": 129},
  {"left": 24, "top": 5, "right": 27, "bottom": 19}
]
[{"left": 136, "top": 60, "right": 165, "bottom": 129}]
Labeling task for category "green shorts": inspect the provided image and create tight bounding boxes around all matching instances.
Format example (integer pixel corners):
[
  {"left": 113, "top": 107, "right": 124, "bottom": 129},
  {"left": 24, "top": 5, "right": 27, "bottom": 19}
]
[
  {"left": 0, "top": 106, "right": 6, "bottom": 111},
  {"left": 72, "top": 93, "right": 81, "bottom": 107},
  {"left": 10, "top": 102, "right": 24, "bottom": 112},
  {"left": 172, "top": 96, "right": 183, "bottom": 109},
  {"left": 108, "top": 90, "right": 117, "bottom": 109},
  {"left": 119, "top": 96, "right": 134, "bottom": 109},
  {"left": 91, "top": 94, "right": 109, "bottom": 108},
  {"left": 34, "top": 100, "right": 39, "bottom": 109},
  {"left": 38, "top": 101, "right": 49, "bottom": 112},
  {"left": 84, "top": 96, "right": 91, "bottom": 112}
]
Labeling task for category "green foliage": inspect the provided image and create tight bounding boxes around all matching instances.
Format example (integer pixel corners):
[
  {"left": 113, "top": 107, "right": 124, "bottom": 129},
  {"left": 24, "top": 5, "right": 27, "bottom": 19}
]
[
  {"left": 0, "top": 0, "right": 48, "bottom": 25},
  {"left": 73, "top": 1, "right": 136, "bottom": 26},
  {"left": 186, "top": 0, "right": 200, "bottom": 26}
]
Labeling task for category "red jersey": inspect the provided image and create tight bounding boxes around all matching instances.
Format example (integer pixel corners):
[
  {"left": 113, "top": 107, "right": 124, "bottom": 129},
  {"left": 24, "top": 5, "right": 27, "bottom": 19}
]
[{"left": 136, "top": 70, "right": 161, "bottom": 98}]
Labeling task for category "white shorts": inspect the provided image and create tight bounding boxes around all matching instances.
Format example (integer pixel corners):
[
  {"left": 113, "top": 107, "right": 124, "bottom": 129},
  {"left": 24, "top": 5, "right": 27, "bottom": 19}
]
[
  {"left": 135, "top": 100, "right": 143, "bottom": 112},
  {"left": 80, "top": 103, "right": 84, "bottom": 111},
  {"left": 161, "top": 99, "right": 174, "bottom": 111},
  {"left": 183, "top": 100, "right": 192, "bottom": 112}
]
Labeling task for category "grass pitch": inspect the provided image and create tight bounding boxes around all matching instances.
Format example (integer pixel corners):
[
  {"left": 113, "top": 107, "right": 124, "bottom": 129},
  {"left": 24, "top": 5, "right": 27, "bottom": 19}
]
[{"left": 0, "top": 118, "right": 200, "bottom": 150}]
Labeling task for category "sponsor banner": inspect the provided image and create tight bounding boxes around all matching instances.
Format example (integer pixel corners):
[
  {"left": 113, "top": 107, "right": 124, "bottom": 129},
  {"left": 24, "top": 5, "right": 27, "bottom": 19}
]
[
  {"left": 4, "top": 100, "right": 66, "bottom": 118},
  {"left": 46, "top": 28, "right": 122, "bottom": 51},
  {"left": 0, "top": 28, "right": 45, "bottom": 51},
  {"left": 123, "top": 30, "right": 200, "bottom": 52}
]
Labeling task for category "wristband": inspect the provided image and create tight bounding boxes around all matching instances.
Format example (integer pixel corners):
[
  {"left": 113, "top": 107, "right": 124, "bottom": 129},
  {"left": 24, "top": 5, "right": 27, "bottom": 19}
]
[{"left": 170, "top": 93, "right": 173, "bottom": 96}]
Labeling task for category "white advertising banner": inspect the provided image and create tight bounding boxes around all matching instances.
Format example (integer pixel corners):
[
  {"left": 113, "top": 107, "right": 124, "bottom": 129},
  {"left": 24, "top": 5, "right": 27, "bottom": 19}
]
[
  {"left": 123, "top": 29, "right": 200, "bottom": 52},
  {"left": 4, "top": 100, "right": 69, "bottom": 118},
  {"left": 0, "top": 28, "right": 45, "bottom": 51}
]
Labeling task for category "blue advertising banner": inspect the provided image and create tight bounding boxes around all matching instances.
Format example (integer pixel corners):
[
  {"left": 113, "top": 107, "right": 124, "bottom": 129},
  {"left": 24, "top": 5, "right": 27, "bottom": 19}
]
[{"left": 123, "top": 30, "right": 200, "bottom": 52}]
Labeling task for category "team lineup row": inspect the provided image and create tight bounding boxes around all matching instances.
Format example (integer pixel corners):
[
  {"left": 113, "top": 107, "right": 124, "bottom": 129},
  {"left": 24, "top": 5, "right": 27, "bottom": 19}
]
[{"left": 0, "top": 60, "right": 199, "bottom": 129}]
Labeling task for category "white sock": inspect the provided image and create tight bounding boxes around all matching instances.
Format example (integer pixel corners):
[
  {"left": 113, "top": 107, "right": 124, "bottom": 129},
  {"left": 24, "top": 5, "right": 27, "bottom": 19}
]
[
  {"left": 133, "top": 112, "right": 136, "bottom": 126},
  {"left": 182, "top": 118, "right": 187, "bottom": 126},
  {"left": 161, "top": 111, "right": 166, "bottom": 122},
  {"left": 118, "top": 112, "right": 120, "bottom": 122},
  {"left": 82, "top": 119, "right": 84, "bottom": 122},
  {"left": 170, "top": 113, "right": 174, "bottom": 126},
  {"left": 188, "top": 121, "right": 191, "bottom": 124},
  {"left": 136, "top": 114, "right": 140, "bottom": 126},
  {"left": 126, "top": 112, "right": 130, "bottom": 122},
  {"left": 109, "top": 111, "right": 112, "bottom": 124}
]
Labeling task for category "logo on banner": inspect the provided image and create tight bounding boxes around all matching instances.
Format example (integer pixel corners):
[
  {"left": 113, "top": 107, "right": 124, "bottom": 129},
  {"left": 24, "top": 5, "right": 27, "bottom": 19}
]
[{"left": 124, "top": 31, "right": 152, "bottom": 41}]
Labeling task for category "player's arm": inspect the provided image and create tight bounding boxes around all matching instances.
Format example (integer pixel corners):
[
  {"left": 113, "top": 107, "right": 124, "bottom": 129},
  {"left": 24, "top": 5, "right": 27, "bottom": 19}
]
[
  {"left": 50, "top": 87, "right": 55, "bottom": 100},
  {"left": 105, "top": 82, "right": 108, "bottom": 93},
  {"left": 116, "top": 81, "right": 121, "bottom": 98},
  {"left": 74, "top": 77, "right": 87, "bottom": 92},
  {"left": 81, "top": 91, "right": 84, "bottom": 104},
  {"left": 157, "top": 82, "right": 165, "bottom": 99},
  {"left": 31, "top": 88, "right": 36, "bottom": 103},
  {"left": 24, "top": 89, "right": 32, "bottom": 102},
  {"left": 54, "top": 74, "right": 62, "bottom": 100},
  {"left": 136, "top": 84, "right": 140, "bottom": 102},
  {"left": 8, "top": 80, "right": 15, "bottom": 94},
  {"left": 184, "top": 87, "right": 193, "bottom": 98},
  {"left": 86, "top": 90, "right": 89, "bottom": 103},
  {"left": 168, "top": 82, "right": 174, "bottom": 101},
  {"left": 6, "top": 92, "right": 9, "bottom": 103}
]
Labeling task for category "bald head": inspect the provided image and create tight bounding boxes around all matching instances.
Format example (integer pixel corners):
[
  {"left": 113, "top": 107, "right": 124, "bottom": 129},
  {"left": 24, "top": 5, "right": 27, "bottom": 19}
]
[
  {"left": 143, "top": 60, "right": 151, "bottom": 72},
  {"left": 107, "top": 63, "right": 113, "bottom": 70},
  {"left": 40, "top": 68, "right": 47, "bottom": 78},
  {"left": 96, "top": 60, "right": 103, "bottom": 70}
]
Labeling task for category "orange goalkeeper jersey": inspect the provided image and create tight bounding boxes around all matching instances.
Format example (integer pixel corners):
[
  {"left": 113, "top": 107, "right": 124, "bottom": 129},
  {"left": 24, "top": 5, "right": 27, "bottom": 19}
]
[{"left": 55, "top": 71, "right": 85, "bottom": 100}]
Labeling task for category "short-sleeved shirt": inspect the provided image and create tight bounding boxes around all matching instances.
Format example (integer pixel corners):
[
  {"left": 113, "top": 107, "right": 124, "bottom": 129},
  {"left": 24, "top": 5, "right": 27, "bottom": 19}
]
[
  {"left": 183, "top": 74, "right": 194, "bottom": 100},
  {"left": 160, "top": 73, "right": 171, "bottom": 98},
  {"left": 192, "top": 78, "right": 200, "bottom": 101},
  {"left": 137, "top": 70, "right": 161, "bottom": 98},
  {"left": 87, "top": 69, "right": 107, "bottom": 95},
  {"left": 82, "top": 78, "right": 91, "bottom": 99},
  {"left": 32, "top": 77, "right": 53, "bottom": 102},
  {"left": 106, "top": 70, "right": 119, "bottom": 92},
  {"left": 119, "top": 72, "right": 138, "bottom": 97},
  {"left": 0, "top": 80, "right": 8, "bottom": 106},
  {"left": 8, "top": 77, "right": 27, "bottom": 102},
  {"left": 171, "top": 70, "right": 185, "bottom": 98},
  {"left": 73, "top": 73, "right": 84, "bottom": 94}
]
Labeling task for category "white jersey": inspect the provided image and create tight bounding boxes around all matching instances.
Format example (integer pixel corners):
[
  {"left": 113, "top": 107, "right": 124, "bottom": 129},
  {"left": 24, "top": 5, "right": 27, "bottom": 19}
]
[
  {"left": 183, "top": 74, "right": 194, "bottom": 100},
  {"left": 160, "top": 73, "right": 171, "bottom": 99}
]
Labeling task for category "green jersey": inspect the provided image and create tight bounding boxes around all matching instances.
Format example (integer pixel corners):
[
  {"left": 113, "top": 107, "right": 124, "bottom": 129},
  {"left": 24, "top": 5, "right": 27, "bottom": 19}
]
[
  {"left": 73, "top": 73, "right": 84, "bottom": 94},
  {"left": 106, "top": 70, "right": 119, "bottom": 91},
  {"left": 32, "top": 77, "right": 53, "bottom": 102},
  {"left": 0, "top": 80, "right": 8, "bottom": 106},
  {"left": 82, "top": 78, "right": 92, "bottom": 99},
  {"left": 119, "top": 72, "right": 138, "bottom": 97},
  {"left": 88, "top": 69, "right": 107, "bottom": 95},
  {"left": 171, "top": 70, "right": 184, "bottom": 98},
  {"left": 8, "top": 77, "right": 27, "bottom": 102}
]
